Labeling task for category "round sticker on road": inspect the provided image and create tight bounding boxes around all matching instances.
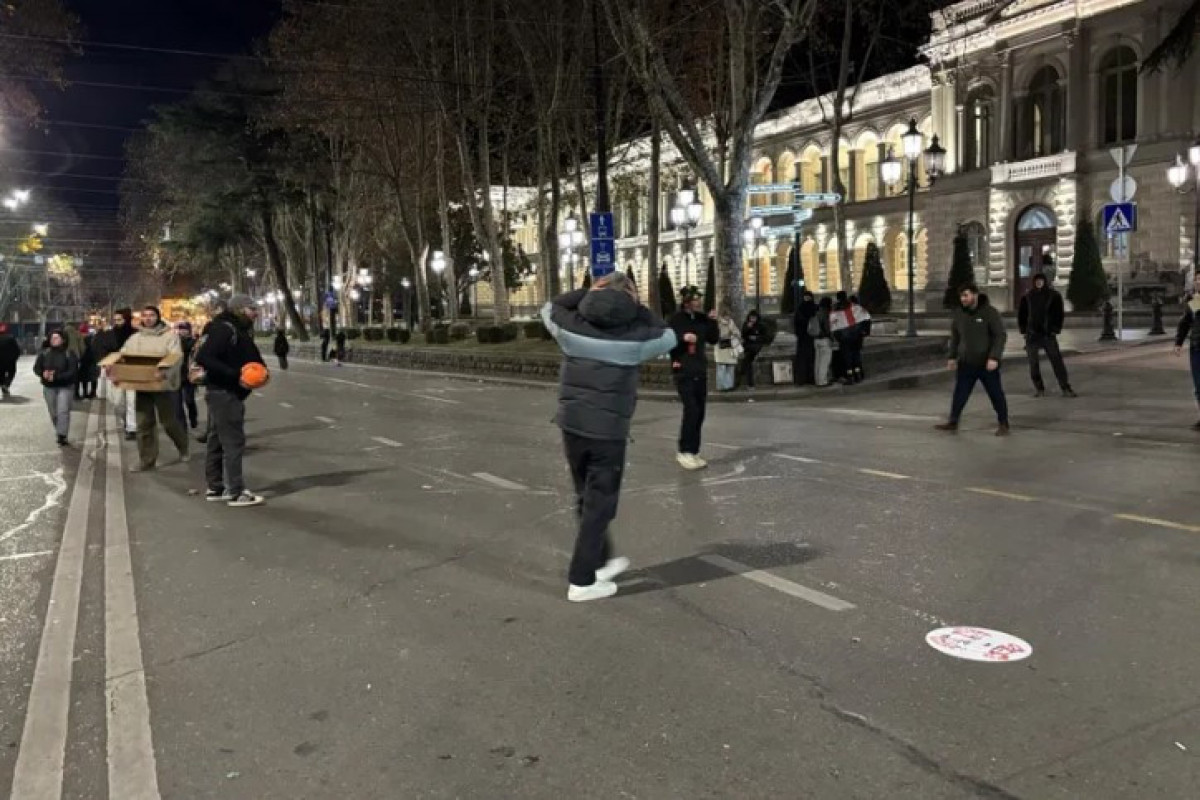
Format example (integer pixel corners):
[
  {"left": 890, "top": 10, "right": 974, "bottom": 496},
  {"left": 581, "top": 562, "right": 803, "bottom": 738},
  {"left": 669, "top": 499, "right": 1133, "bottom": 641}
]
[{"left": 925, "top": 627, "right": 1032, "bottom": 663}]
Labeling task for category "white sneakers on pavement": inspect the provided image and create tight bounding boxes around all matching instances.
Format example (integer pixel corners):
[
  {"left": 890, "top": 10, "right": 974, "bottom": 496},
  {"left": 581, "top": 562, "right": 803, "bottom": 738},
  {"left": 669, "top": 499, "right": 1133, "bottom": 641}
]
[
  {"left": 568, "top": 581, "right": 619, "bottom": 603},
  {"left": 676, "top": 453, "right": 708, "bottom": 471},
  {"left": 595, "top": 556, "right": 630, "bottom": 583},
  {"left": 227, "top": 493, "right": 265, "bottom": 508}
]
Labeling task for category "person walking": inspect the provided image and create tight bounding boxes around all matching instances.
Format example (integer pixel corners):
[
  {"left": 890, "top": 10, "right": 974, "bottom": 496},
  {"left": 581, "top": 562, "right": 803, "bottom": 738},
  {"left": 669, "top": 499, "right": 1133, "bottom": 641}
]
[
  {"left": 713, "top": 304, "right": 740, "bottom": 392},
  {"left": 1018, "top": 273, "right": 1076, "bottom": 398},
  {"left": 813, "top": 297, "right": 835, "bottom": 387},
  {"left": 95, "top": 308, "right": 138, "bottom": 441},
  {"left": 76, "top": 325, "right": 98, "bottom": 400},
  {"left": 793, "top": 291, "right": 818, "bottom": 385},
  {"left": 274, "top": 328, "right": 290, "bottom": 370},
  {"left": 33, "top": 330, "right": 78, "bottom": 446},
  {"left": 1175, "top": 296, "right": 1200, "bottom": 431},
  {"left": 196, "top": 294, "right": 266, "bottom": 507},
  {"left": 334, "top": 330, "right": 347, "bottom": 363},
  {"left": 121, "top": 306, "right": 189, "bottom": 471},
  {"left": 541, "top": 273, "right": 676, "bottom": 602},
  {"left": 741, "top": 310, "right": 767, "bottom": 389},
  {"left": 174, "top": 321, "right": 200, "bottom": 431},
  {"left": 669, "top": 287, "right": 719, "bottom": 470},
  {"left": 319, "top": 327, "right": 331, "bottom": 362},
  {"left": 0, "top": 323, "right": 20, "bottom": 399},
  {"left": 936, "top": 283, "right": 1010, "bottom": 436}
]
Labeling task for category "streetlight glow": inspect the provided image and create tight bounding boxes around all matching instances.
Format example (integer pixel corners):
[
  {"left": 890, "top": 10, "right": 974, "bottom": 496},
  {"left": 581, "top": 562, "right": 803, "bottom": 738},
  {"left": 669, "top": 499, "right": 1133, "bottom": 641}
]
[
  {"left": 1168, "top": 155, "right": 1189, "bottom": 189},
  {"left": 1190, "top": 139, "right": 1200, "bottom": 167},
  {"left": 902, "top": 119, "right": 924, "bottom": 161}
]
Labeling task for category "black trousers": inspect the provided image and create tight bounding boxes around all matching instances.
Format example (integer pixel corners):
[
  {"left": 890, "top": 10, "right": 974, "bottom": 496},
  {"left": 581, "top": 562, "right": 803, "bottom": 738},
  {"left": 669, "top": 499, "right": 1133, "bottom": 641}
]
[
  {"left": 563, "top": 432, "right": 626, "bottom": 586},
  {"left": 175, "top": 382, "right": 199, "bottom": 428},
  {"left": 320, "top": 339, "right": 330, "bottom": 362},
  {"left": 950, "top": 365, "right": 1009, "bottom": 424},
  {"left": 742, "top": 348, "right": 760, "bottom": 387},
  {"left": 76, "top": 370, "right": 97, "bottom": 399},
  {"left": 1025, "top": 334, "right": 1070, "bottom": 391},
  {"left": 675, "top": 374, "right": 707, "bottom": 455},
  {"left": 0, "top": 366, "right": 14, "bottom": 389},
  {"left": 278, "top": 354, "right": 289, "bottom": 370},
  {"left": 841, "top": 340, "right": 864, "bottom": 379},
  {"left": 794, "top": 335, "right": 815, "bottom": 385}
]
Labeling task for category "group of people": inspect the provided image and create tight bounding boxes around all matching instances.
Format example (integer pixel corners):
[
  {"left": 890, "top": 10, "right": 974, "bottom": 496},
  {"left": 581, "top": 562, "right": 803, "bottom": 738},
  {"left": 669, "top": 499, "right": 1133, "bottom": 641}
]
[
  {"left": 711, "top": 306, "right": 769, "bottom": 392},
  {"left": 792, "top": 291, "right": 872, "bottom": 388}
]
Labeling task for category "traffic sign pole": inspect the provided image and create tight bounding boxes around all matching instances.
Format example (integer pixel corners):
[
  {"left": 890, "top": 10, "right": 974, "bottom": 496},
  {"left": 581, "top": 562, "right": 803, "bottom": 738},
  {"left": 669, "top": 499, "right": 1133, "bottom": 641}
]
[{"left": 1110, "top": 145, "right": 1138, "bottom": 340}]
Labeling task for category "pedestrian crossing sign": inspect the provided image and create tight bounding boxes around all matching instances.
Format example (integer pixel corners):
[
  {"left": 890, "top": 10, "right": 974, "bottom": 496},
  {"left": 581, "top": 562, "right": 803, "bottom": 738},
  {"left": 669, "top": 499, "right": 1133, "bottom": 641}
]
[{"left": 1102, "top": 202, "right": 1136, "bottom": 235}]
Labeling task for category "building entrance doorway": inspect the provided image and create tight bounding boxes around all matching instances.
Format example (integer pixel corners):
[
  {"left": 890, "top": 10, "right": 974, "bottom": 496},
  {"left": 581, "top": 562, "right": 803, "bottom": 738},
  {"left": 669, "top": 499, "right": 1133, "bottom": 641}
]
[{"left": 1014, "top": 205, "right": 1057, "bottom": 306}]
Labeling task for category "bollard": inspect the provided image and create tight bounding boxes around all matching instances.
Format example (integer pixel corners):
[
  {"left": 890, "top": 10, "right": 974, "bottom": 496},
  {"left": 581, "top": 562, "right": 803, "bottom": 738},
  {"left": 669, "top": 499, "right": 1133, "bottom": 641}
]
[
  {"left": 1149, "top": 295, "right": 1166, "bottom": 335},
  {"left": 1099, "top": 301, "right": 1117, "bottom": 341}
]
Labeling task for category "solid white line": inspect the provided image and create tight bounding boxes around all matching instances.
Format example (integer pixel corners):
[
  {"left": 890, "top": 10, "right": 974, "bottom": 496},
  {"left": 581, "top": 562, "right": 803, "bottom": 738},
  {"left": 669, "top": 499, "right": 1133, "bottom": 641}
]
[
  {"left": 314, "top": 416, "right": 335, "bottom": 424},
  {"left": 472, "top": 472, "right": 530, "bottom": 492},
  {"left": 858, "top": 468, "right": 911, "bottom": 481},
  {"left": 407, "top": 392, "right": 462, "bottom": 405},
  {"left": 820, "top": 408, "right": 935, "bottom": 422},
  {"left": 699, "top": 555, "right": 856, "bottom": 612},
  {"left": 278, "top": 402, "right": 294, "bottom": 409},
  {"left": 967, "top": 487, "right": 1036, "bottom": 502},
  {"left": 370, "top": 436, "right": 403, "bottom": 448},
  {"left": 1114, "top": 514, "right": 1200, "bottom": 534},
  {"left": 707, "top": 442, "right": 739, "bottom": 451},
  {"left": 772, "top": 453, "right": 821, "bottom": 465},
  {"left": 103, "top": 405, "right": 161, "bottom": 799},
  {"left": 0, "top": 469, "right": 66, "bottom": 543},
  {"left": 0, "top": 550, "right": 54, "bottom": 562},
  {"left": 10, "top": 409, "right": 96, "bottom": 799}
]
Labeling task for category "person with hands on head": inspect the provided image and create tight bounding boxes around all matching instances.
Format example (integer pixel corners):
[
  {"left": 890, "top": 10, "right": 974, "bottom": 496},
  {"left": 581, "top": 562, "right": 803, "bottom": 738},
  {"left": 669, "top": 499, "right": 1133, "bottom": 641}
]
[
  {"left": 669, "top": 286, "right": 720, "bottom": 470},
  {"left": 936, "top": 282, "right": 1011, "bottom": 436},
  {"left": 195, "top": 294, "right": 267, "bottom": 507}
]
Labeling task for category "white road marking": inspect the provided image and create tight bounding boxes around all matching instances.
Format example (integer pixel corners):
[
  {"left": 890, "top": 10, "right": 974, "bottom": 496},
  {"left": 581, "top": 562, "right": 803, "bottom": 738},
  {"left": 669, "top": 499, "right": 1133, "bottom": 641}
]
[
  {"left": 326, "top": 377, "right": 372, "bottom": 389},
  {"left": 279, "top": 402, "right": 294, "bottom": 409},
  {"left": 858, "top": 468, "right": 911, "bottom": 481},
  {"left": 408, "top": 392, "right": 462, "bottom": 405},
  {"left": 968, "top": 487, "right": 1036, "bottom": 502},
  {"left": 699, "top": 555, "right": 856, "bottom": 612},
  {"left": 1114, "top": 514, "right": 1200, "bottom": 534},
  {"left": 701, "top": 476, "right": 779, "bottom": 488},
  {"left": 0, "top": 473, "right": 56, "bottom": 484},
  {"left": 0, "top": 469, "right": 67, "bottom": 543},
  {"left": 102, "top": 407, "right": 161, "bottom": 799},
  {"left": 10, "top": 410, "right": 96, "bottom": 799},
  {"left": 707, "top": 442, "right": 739, "bottom": 451},
  {"left": 314, "top": 416, "right": 335, "bottom": 424},
  {"left": 819, "top": 408, "right": 936, "bottom": 422},
  {"left": 0, "top": 550, "right": 54, "bottom": 562},
  {"left": 371, "top": 436, "right": 404, "bottom": 448},
  {"left": 472, "top": 472, "right": 530, "bottom": 492},
  {"left": 772, "top": 453, "right": 822, "bottom": 465},
  {"left": 253, "top": 391, "right": 265, "bottom": 397}
]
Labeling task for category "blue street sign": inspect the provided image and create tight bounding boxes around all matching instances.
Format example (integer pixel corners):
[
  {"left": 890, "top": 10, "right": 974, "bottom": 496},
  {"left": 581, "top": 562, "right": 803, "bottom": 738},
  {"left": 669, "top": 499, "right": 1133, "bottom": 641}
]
[
  {"left": 591, "top": 237, "right": 617, "bottom": 277},
  {"left": 324, "top": 291, "right": 338, "bottom": 310},
  {"left": 590, "top": 212, "right": 614, "bottom": 242},
  {"left": 1103, "top": 202, "right": 1137, "bottom": 235}
]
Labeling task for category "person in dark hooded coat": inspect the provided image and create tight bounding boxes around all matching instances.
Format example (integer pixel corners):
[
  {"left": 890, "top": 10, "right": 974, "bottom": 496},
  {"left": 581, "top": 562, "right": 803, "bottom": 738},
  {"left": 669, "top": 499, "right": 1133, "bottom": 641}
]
[
  {"left": 0, "top": 323, "right": 20, "bottom": 398},
  {"left": 541, "top": 272, "right": 676, "bottom": 603}
]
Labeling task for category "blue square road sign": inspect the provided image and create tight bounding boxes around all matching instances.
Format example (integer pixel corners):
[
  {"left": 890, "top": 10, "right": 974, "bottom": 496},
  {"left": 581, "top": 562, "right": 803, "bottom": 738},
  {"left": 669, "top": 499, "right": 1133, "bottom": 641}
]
[{"left": 1102, "top": 202, "right": 1137, "bottom": 235}]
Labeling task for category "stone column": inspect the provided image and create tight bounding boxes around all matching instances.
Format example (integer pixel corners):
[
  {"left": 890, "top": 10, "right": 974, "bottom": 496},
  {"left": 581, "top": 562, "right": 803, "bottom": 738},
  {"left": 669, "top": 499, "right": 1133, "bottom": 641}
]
[
  {"left": 1064, "top": 29, "right": 1086, "bottom": 153},
  {"left": 848, "top": 149, "right": 860, "bottom": 203},
  {"left": 956, "top": 103, "right": 967, "bottom": 170},
  {"left": 1013, "top": 92, "right": 1029, "bottom": 160},
  {"left": 876, "top": 142, "right": 889, "bottom": 198},
  {"left": 998, "top": 48, "right": 1014, "bottom": 161}
]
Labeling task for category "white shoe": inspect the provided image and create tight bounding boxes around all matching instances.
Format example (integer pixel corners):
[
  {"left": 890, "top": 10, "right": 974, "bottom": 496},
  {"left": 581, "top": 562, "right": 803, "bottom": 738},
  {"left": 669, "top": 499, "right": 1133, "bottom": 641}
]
[
  {"left": 595, "top": 557, "right": 630, "bottom": 583},
  {"left": 567, "top": 581, "right": 618, "bottom": 603},
  {"left": 690, "top": 454, "right": 708, "bottom": 469},
  {"left": 227, "top": 492, "right": 265, "bottom": 508},
  {"left": 677, "top": 453, "right": 701, "bottom": 470}
]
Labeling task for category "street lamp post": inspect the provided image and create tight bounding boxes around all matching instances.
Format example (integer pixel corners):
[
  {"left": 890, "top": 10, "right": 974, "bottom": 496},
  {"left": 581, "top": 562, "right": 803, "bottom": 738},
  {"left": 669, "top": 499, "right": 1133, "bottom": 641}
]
[
  {"left": 468, "top": 266, "right": 480, "bottom": 318},
  {"left": 1167, "top": 139, "right": 1200, "bottom": 292},
  {"left": 558, "top": 214, "right": 585, "bottom": 287},
  {"left": 882, "top": 119, "right": 946, "bottom": 338},
  {"left": 430, "top": 250, "right": 446, "bottom": 322},
  {"left": 670, "top": 188, "right": 703, "bottom": 286},
  {"left": 354, "top": 268, "right": 374, "bottom": 326},
  {"left": 401, "top": 277, "right": 413, "bottom": 330},
  {"left": 742, "top": 215, "right": 765, "bottom": 311}
]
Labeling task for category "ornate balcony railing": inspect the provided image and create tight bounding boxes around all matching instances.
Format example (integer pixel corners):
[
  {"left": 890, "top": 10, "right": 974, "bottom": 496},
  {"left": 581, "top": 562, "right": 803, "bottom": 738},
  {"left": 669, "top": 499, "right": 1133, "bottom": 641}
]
[{"left": 990, "top": 152, "right": 1077, "bottom": 185}]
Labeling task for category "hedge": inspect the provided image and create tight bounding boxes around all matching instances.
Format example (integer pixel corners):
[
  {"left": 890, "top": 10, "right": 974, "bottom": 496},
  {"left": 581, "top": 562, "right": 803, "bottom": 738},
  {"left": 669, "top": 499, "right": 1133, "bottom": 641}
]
[
  {"left": 522, "top": 320, "right": 549, "bottom": 340},
  {"left": 385, "top": 327, "right": 410, "bottom": 343},
  {"left": 449, "top": 322, "right": 471, "bottom": 341},
  {"left": 343, "top": 328, "right": 362, "bottom": 340},
  {"left": 424, "top": 326, "right": 450, "bottom": 345},
  {"left": 363, "top": 328, "right": 385, "bottom": 342},
  {"left": 477, "top": 323, "right": 519, "bottom": 344}
]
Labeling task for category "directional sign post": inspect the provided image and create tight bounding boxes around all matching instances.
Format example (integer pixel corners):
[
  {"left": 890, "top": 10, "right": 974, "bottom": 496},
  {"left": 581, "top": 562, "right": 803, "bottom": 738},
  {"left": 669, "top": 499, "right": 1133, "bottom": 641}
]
[
  {"left": 589, "top": 212, "right": 616, "bottom": 278},
  {"left": 746, "top": 181, "right": 842, "bottom": 304}
]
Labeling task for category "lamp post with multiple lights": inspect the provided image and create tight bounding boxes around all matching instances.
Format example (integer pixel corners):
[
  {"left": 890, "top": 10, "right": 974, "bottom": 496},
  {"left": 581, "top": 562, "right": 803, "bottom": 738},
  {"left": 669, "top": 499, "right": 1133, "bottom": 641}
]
[
  {"left": 742, "top": 215, "right": 765, "bottom": 311},
  {"left": 1167, "top": 140, "right": 1200, "bottom": 292},
  {"left": 670, "top": 187, "right": 703, "bottom": 287}
]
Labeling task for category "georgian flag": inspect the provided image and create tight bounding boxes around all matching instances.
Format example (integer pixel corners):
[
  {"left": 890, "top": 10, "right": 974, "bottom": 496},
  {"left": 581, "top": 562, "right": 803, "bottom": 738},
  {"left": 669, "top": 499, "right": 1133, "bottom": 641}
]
[{"left": 830, "top": 304, "right": 871, "bottom": 332}]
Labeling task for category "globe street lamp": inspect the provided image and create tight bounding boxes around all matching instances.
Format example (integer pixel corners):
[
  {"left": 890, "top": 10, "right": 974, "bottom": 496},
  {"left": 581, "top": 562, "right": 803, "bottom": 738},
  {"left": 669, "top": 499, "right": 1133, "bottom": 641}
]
[
  {"left": 670, "top": 187, "right": 703, "bottom": 286},
  {"left": 401, "top": 277, "right": 413, "bottom": 330},
  {"left": 2, "top": 188, "right": 30, "bottom": 212},
  {"left": 430, "top": 250, "right": 447, "bottom": 321},
  {"left": 558, "top": 213, "right": 585, "bottom": 287},
  {"left": 1167, "top": 139, "right": 1200, "bottom": 291},
  {"left": 468, "top": 265, "right": 480, "bottom": 318},
  {"left": 355, "top": 268, "right": 374, "bottom": 326},
  {"left": 882, "top": 119, "right": 946, "bottom": 338},
  {"left": 742, "top": 215, "right": 765, "bottom": 310}
]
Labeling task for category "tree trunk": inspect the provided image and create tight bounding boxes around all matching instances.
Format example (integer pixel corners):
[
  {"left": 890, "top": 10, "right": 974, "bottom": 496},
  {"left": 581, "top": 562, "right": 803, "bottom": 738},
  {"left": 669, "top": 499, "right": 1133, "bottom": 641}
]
[
  {"left": 436, "top": 120, "right": 458, "bottom": 322},
  {"left": 646, "top": 119, "right": 661, "bottom": 313},
  {"left": 260, "top": 206, "right": 308, "bottom": 339},
  {"left": 713, "top": 189, "right": 747, "bottom": 320}
]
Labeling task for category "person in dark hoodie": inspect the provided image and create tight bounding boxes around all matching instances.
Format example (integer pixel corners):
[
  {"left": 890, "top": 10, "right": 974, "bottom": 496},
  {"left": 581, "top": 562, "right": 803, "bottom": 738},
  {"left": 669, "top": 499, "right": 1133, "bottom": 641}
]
[
  {"left": 936, "top": 283, "right": 1010, "bottom": 436},
  {"left": 740, "top": 309, "right": 767, "bottom": 389},
  {"left": 1174, "top": 296, "right": 1200, "bottom": 431},
  {"left": 75, "top": 325, "right": 98, "bottom": 400},
  {"left": 195, "top": 294, "right": 267, "bottom": 507},
  {"left": 33, "top": 330, "right": 78, "bottom": 446},
  {"left": 793, "top": 291, "right": 818, "bottom": 385},
  {"left": 319, "top": 326, "right": 331, "bottom": 362},
  {"left": 96, "top": 308, "right": 139, "bottom": 441},
  {"left": 542, "top": 273, "right": 675, "bottom": 602},
  {"left": 669, "top": 286, "right": 720, "bottom": 470},
  {"left": 0, "top": 323, "right": 20, "bottom": 399},
  {"left": 274, "top": 328, "right": 290, "bottom": 370},
  {"left": 1018, "top": 273, "right": 1076, "bottom": 398}
]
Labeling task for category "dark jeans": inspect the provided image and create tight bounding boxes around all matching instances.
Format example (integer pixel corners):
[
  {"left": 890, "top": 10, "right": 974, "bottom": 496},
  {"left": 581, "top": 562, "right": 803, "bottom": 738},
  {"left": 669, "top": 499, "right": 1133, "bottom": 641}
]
[
  {"left": 742, "top": 348, "right": 760, "bottom": 387},
  {"left": 320, "top": 339, "right": 330, "bottom": 362},
  {"left": 949, "top": 365, "right": 1009, "bottom": 425},
  {"left": 1, "top": 366, "right": 16, "bottom": 389},
  {"left": 175, "top": 383, "right": 199, "bottom": 429},
  {"left": 675, "top": 374, "right": 707, "bottom": 455},
  {"left": 135, "top": 391, "right": 189, "bottom": 468},
  {"left": 278, "top": 354, "right": 289, "bottom": 371},
  {"left": 205, "top": 389, "right": 247, "bottom": 496},
  {"left": 76, "top": 371, "right": 97, "bottom": 399},
  {"left": 1026, "top": 334, "right": 1070, "bottom": 390},
  {"left": 794, "top": 335, "right": 815, "bottom": 385},
  {"left": 563, "top": 432, "right": 626, "bottom": 586},
  {"left": 1190, "top": 348, "right": 1200, "bottom": 409},
  {"left": 841, "top": 339, "right": 864, "bottom": 380}
]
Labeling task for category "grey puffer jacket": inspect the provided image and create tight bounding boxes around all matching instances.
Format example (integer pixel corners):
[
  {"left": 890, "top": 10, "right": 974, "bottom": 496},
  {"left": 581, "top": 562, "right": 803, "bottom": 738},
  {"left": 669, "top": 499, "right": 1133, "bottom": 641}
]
[{"left": 542, "top": 288, "right": 677, "bottom": 441}]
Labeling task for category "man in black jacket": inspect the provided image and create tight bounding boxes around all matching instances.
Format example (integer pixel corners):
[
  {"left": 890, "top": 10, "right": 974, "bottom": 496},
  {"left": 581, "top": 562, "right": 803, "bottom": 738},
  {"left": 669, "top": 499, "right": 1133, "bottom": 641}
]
[
  {"left": 196, "top": 295, "right": 266, "bottom": 508},
  {"left": 1175, "top": 299, "right": 1200, "bottom": 430},
  {"left": 669, "top": 286, "right": 720, "bottom": 470},
  {"left": 542, "top": 273, "right": 676, "bottom": 602},
  {"left": 96, "top": 308, "right": 138, "bottom": 440},
  {"left": 0, "top": 323, "right": 19, "bottom": 399},
  {"left": 1018, "top": 273, "right": 1076, "bottom": 398}
]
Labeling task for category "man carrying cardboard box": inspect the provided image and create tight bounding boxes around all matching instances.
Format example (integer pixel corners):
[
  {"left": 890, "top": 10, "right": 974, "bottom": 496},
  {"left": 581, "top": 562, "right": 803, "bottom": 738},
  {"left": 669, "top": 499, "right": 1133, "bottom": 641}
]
[{"left": 120, "top": 306, "right": 189, "bottom": 471}]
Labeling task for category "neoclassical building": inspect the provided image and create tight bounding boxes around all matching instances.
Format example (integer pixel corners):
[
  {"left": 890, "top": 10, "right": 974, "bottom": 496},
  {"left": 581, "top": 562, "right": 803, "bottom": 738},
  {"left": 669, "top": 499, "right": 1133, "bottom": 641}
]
[{"left": 503, "top": 0, "right": 1199, "bottom": 314}]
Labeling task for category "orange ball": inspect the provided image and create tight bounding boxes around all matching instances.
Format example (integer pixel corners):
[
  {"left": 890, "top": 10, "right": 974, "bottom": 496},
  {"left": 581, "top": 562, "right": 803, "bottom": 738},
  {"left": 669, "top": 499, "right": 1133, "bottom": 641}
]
[{"left": 240, "top": 362, "right": 270, "bottom": 389}]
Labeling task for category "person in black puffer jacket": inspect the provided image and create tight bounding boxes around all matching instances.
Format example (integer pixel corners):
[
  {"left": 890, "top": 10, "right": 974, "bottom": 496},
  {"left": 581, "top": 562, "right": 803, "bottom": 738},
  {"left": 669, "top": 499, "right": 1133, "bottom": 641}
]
[
  {"left": 542, "top": 273, "right": 676, "bottom": 603},
  {"left": 1175, "top": 298, "right": 1200, "bottom": 431},
  {"left": 33, "top": 330, "right": 78, "bottom": 445},
  {"left": 669, "top": 286, "right": 720, "bottom": 470},
  {"left": 1018, "top": 273, "right": 1075, "bottom": 398}
]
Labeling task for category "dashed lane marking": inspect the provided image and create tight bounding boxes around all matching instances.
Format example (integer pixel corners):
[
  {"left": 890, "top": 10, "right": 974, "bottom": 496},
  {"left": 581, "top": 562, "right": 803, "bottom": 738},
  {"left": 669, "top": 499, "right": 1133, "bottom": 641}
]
[
  {"left": 0, "top": 550, "right": 54, "bottom": 562},
  {"left": 707, "top": 442, "right": 739, "bottom": 451},
  {"left": 370, "top": 436, "right": 404, "bottom": 448},
  {"left": 314, "top": 416, "right": 335, "bottom": 424},
  {"left": 1114, "top": 514, "right": 1200, "bottom": 534},
  {"left": 968, "top": 487, "right": 1036, "bottom": 502},
  {"left": 819, "top": 408, "right": 937, "bottom": 422},
  {"left": 772, "top": 453, "right": 822, "bottom": 464},
  {"left": 279, "top": 402, "right": 294, "bottom": 409},
  {"left": 472, "top": 472, "right": 530, "bottom": 492},
  {"left": 858, "top": 469, "right": 911, "bottom": 480},
  {"left": 698, "top": 555, "right": 856, "bottom": 612},
  {"left": 326, "top": 377, "right": 372, "bottom": 389},
  {"left": 408, "top": 392, "right": 462, "bottom": 405}
]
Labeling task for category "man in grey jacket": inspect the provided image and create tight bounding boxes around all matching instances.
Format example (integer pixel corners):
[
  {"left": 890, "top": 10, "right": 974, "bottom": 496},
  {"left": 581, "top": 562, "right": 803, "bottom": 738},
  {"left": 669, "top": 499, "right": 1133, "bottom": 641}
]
[{"left": 542, "top": 273, "right": 677, "bottom": 603}]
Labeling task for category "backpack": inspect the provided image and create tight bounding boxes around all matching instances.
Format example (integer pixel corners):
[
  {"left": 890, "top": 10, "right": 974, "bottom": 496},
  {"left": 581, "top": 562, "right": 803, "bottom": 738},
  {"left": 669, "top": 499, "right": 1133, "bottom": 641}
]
[{"left": 188, "top": 321, "right": 236, "bottom": 386}]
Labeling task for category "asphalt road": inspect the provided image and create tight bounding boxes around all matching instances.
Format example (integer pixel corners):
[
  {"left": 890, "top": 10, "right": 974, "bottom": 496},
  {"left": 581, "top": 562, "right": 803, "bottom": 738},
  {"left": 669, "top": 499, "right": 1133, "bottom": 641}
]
[{"left": 1, "top": 341, "right": 1197, "bottom": 799}]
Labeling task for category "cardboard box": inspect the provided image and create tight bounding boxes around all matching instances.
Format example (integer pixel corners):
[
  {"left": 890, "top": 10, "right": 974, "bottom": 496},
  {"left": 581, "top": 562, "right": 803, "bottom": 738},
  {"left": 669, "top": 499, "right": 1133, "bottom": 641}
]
[{"left": 100, "top": 351, "right": 182, "bottom": 393}]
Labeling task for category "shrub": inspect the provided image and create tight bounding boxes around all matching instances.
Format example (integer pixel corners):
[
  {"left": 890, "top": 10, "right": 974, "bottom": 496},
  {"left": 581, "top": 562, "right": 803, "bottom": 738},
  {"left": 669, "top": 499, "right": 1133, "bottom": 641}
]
[
  {"left": 385, "top": 327, "right": 404, "bottom": 342},
  {"left": 343, "top": 328, "right": 362, "bottom": 340},
  {"left": 500, "top": 322, "right": 520, "bottom": 342},
  {"left": 478, "top": 323, "right": 519, "bottom": 344},
  {"left": 424, "top": 326, "right": 450, "bottom": 345},
  {"left": 476, "top": 325, "right": 497, "bottom": 344},
  {"left": 363, "top": 328, "right": 384, "bottom": 342},
  {"left": 658, "top": 262, "right": 677, "bottom": 318},
  {"left": 1067, "top": 219, "right": 1109, "bottom": 312},
  {"left": 449, "top": 322, "right": 471, "bottom": 341},
  {"left": 522, "top": 320, "right": 546, "bottom": 340},
  {"left": 857, "top": 242, "right": 893, "bottom": 315}
]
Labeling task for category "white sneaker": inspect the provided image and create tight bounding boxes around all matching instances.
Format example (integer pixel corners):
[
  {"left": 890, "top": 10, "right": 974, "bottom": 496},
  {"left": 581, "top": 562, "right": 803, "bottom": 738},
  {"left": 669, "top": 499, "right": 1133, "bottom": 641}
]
[
  {"left": 595, "top": 557, "right": 630, "bottom": 583},
  {"left": 677, "top": 453, "right": 706, "bottom": 471},
  {"left": 691, "top": 454, "right": 709, "bottom": 469},
  {"left": 567, "top": 581, "right": 618, "bottom": 603},
  {"left": 227, "top": 493, "right": 265, "bottom": 508}
]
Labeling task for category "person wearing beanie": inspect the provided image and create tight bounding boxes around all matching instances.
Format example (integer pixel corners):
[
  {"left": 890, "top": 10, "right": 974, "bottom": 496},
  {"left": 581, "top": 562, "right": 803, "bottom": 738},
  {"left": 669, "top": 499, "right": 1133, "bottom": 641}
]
[
  {"left": 195, "top": 294, "right": 266, "bottom": 507},
  {"left": 1018, "top": 272, "right": 1076, "bottom": 398},
  {"left": 122, "top": 306, "right": 188, "bottom": 471},
  {"left": 668, "top": 285, "right": 720, "bottom": 470}
]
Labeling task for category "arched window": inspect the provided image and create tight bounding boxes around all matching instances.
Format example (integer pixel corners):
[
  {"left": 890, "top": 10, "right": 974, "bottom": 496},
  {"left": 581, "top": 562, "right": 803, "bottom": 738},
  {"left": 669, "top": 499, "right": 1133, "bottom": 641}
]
[
  {"left": 1027, "top": 67, "right": 1064, "bottom": 158},
  {"left": 962, "top": 221, "right": 988, "bottom": 281},
  {"left": 964, "top": 87, "right": 994, "bottom": 171},
  {"left": 1100, "top": 47, "right": 1138, "bottom": 145}
]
